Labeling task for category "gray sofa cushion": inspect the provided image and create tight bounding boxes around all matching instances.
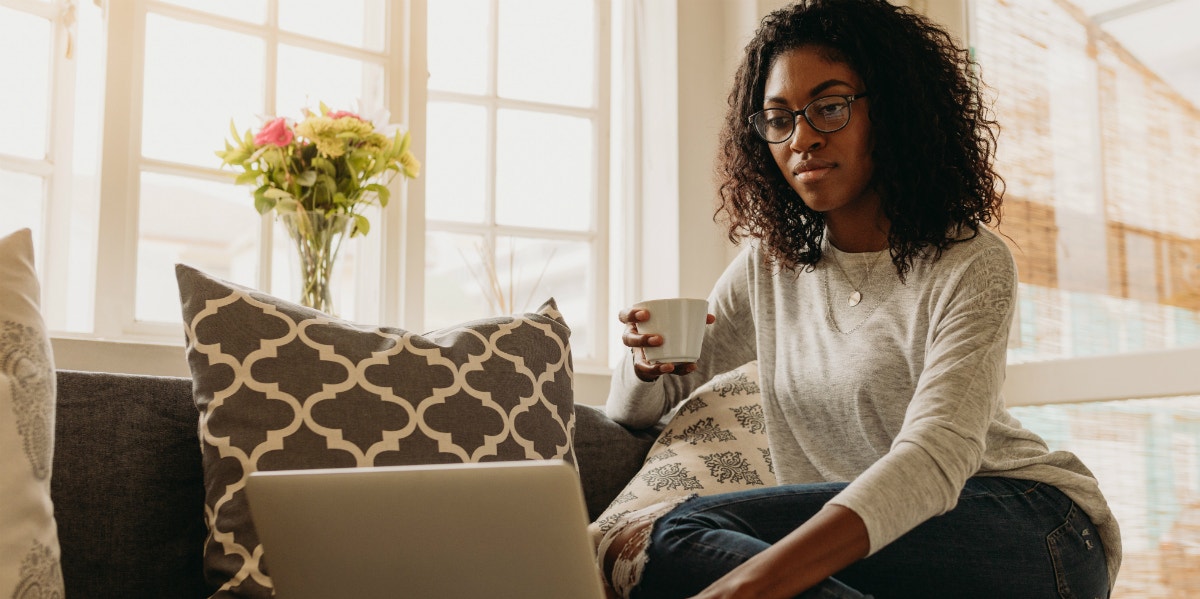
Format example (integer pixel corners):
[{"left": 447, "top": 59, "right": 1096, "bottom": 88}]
[
  {"left": 51, "top": 370, "right": 212, "bottom": 598},
  {"left": 573, "top": 404, "right": 658, "bottom": 521}
]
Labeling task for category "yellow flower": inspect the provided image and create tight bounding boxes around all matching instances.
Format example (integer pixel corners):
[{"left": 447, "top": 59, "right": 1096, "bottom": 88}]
[{"left": 218, "top": 101, "right": 419, "bottom": 238}]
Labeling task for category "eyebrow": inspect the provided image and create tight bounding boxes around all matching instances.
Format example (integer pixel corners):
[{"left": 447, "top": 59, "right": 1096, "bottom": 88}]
[{"left": 764, "top": 78, "right": 857, "bottom": 106}]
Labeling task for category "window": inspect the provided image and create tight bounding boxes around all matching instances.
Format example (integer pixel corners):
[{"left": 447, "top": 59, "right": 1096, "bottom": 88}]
[
  {"left": 2, "top": 0, "right": 615, "bottom": 370},
  {"left": 423, "top": 0, "right": 611, "bottom": 363},
  {"left": 970, "top": 0, "right": 1200, "bottom": 363},
  {"left": 971, "top": 1, "right": 1200, "bottom": 595}
]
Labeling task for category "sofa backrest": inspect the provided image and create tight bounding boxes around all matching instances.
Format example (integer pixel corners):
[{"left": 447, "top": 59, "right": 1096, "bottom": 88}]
[
  {"left": 49, "top": 369, "right": 655, "bottom": 598},
  {"left": 52, "top": 370, "right": 213, "bottom": 598}
]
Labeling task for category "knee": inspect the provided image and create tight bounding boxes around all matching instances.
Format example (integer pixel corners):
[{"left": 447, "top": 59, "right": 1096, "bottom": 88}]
[{"left": 651, "top": 501, "right": 735, "bottom": 548}]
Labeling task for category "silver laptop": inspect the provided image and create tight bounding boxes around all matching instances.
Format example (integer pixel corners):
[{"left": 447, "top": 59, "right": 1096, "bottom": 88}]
[{"left": 245, "top": 460, "right": 607, "bottom": 599}]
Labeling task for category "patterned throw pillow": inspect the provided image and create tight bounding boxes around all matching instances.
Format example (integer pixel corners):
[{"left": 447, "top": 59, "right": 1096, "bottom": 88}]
[
  {"left": 0, "top": 229, "right": 65, "bottom": 597},
  {"left": 176, "top": 264, "right": 576, "bottom": 599},
  {"left": 589, "top": 361, "right": 773, "bottom": 539}
]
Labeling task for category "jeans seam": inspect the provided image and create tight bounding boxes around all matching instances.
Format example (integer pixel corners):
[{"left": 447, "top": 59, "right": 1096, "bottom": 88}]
[
  {"left": 956, "top": 478, "right": 1043, "bottom": 500},
  {"left": 1046, "top": 502, "right": 1078, "bottom": 599}
]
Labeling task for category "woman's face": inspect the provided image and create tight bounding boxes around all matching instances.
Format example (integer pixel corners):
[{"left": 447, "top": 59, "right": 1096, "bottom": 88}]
[{"left": 762, "top": 46, "right": 878, "bottom": 223}]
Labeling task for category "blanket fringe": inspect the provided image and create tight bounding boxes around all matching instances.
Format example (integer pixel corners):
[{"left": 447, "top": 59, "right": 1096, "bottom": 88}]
[{"left": 595, "top": 496, "right": 694, "bottom": 598}]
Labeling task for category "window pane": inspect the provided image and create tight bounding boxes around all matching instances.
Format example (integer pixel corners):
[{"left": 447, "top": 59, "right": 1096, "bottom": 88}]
[
  {"left": 427, "top": 0, "right": 488, "bottom": 94},
  {"left": 276, "top": 45, "right": 384, "bottom": 117},
  {"left": 495, "top": 109, "right": 592, "bottom": 230},
  {"left": 136, "top": 171, "right": 261, "bottom": 323},
  {"left": 424, "top": 233, "right": 590, "bottom": 358},
  {"left": 0, "top": 170, "right": 46, "bottom": 246},
  {"left": 426, "top": 102, "right": 487, "bottom": 223},
  {"left": 498, "top": 235, "right": 593, "bottom": 360},
  {"left": 497, "top": 0, "right": 594, "bottom": 107},
  {"left": 972, "top": 0, "right": 1200, "bottom": 364},
  {"left": 1011, "top": 395, "right": 1200, "bottom": 598},
  {"left": 0, "top": 7, "right": 50, "bottom": 159},
  {"left": 157, "top": 0, "right": 267, "bottom": 23},
  {"left": 279, "top": 0, "right": 386, "bottom": 52},
  {"left": 142, "top": 14, "right": 265, "bottom": 167},
  {"left": 424, "top": 231, "right": 491, "bottom": 329},
  {"left": 422, "top": 232, "right": 590, "bottom": 357}
]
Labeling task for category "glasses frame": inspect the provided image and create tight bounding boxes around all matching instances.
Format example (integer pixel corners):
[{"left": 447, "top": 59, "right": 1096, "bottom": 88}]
[{"left": 748, "top": 93, "right": 869, "bottom": 143}]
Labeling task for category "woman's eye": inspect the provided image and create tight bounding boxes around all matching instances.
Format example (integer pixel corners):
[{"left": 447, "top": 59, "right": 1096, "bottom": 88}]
[
  {"left": 766, "top": 116, "right": 792, "bottom": 129},
  {"left": 814, "top": 103, "right": 847, "bottom": 121}
]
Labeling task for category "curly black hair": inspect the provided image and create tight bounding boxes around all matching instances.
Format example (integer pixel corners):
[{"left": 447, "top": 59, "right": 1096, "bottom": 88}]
[{"left": 716, "top": 0, "right": 1003, "bottom": 278}]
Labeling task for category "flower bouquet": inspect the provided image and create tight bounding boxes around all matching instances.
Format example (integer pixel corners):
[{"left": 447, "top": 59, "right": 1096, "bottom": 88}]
[{"left": 216, "top": 103, "right": 419, "bottom": 312}]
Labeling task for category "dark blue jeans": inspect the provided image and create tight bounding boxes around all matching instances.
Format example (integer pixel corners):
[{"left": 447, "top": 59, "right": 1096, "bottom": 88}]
[{"left": 632, "top": 478, "right": 1109, "bottom": 599}]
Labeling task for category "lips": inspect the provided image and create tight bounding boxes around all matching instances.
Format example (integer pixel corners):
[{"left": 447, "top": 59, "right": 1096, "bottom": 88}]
[{"left": 792, "top": 159, "right": 836, "bottom": 182}]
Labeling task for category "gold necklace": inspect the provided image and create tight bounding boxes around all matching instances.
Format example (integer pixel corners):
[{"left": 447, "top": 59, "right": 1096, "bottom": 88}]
[{"left": 826, "top": 246, "right": 885, "bottom": 307}]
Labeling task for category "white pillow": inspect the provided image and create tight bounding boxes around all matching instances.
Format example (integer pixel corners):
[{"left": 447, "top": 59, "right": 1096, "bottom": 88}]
[
  {"left": 0, "top": 229, "right": 65, "bottom": 596},
  {"left": 589, "top": 361, "right": 774, "bottom": 540}
]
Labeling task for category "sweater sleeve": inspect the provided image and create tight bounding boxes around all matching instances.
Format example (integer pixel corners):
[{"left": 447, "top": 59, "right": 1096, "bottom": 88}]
[
  {"left": 606, "top": 247, "right": 759, "bottom": 429},
  {"left": 827, "top": 245, "right": 1018, "bottom": 554}
]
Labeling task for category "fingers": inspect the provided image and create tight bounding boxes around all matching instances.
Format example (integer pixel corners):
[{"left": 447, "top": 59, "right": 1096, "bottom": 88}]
[
  {"left": 619, "top": 305, "right": 702, "bottom": 381},
  {"left": 619, "top": 308, "right": 661, "bottom": 350},
  {"left": 632, "top": 355, "right": 697, "bottom": 382},
  {"left": 621, "top": 330, "right": 662, "bottom": 349},
  {"left": 617, "top": 307, "right": 647, "bottom": 325}
]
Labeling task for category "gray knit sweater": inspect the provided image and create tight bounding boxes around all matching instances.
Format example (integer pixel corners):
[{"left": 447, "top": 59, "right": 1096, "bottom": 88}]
[{"left": 606, "top": 227, "right": 1121, "bottom": 588}]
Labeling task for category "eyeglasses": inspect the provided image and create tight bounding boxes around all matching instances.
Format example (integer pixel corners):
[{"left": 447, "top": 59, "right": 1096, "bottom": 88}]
[{"left": 748, "top": 93, "right": 868, "bottom": 143}]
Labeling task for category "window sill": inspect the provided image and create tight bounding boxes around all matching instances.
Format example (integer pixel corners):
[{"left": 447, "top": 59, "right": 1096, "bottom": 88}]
[{"left": 51, "top": 335, "right": 1200, "bottom": 409}]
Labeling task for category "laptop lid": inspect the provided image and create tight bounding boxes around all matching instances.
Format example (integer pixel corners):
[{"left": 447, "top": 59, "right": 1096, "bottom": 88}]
[{"left": 245, "top": 460, "right": 607, "bottom": 599}]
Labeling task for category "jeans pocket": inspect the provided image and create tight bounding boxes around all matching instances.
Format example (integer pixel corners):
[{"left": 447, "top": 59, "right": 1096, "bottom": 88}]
[{"left": 1045, "top": 502, "right": 1108, "bottom": 599}]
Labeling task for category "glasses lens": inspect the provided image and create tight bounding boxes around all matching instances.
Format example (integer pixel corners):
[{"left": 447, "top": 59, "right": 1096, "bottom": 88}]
[
  {"left": 805, "top": 97, "right": 851, "bottom": 133},
  {"left": 752, "top": 108, "right": 795, "bottom": 143}
]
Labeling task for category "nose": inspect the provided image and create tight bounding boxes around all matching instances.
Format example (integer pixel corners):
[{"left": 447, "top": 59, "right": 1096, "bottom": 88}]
[{"left": 788, "top": 115, "right": 825, "bottom": 152}]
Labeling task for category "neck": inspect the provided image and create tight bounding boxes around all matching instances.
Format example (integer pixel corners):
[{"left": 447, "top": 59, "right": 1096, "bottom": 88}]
[{"left": 825, "top": 218, "right": 889, "bottom": 253}]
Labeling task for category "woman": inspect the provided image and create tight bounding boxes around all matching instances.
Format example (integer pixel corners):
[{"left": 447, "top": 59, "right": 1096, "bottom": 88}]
[{"left": 604, "top": 1, "right": 1121, "bottom": 598}]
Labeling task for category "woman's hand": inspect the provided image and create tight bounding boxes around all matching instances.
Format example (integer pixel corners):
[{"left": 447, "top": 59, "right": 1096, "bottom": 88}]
[{"left": 619, "top": 306, "right": 715, "bottom": 382}]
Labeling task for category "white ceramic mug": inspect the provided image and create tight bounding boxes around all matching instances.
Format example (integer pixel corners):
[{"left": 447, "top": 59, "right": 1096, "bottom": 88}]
[{"left": 632, "top": 298, "right": 709, "bottom": 363}]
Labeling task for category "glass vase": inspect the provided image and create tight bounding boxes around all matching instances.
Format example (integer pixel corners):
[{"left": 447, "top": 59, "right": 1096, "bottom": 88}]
[{"left": 278, "top": 211, "right": 353, "bottom": 315}]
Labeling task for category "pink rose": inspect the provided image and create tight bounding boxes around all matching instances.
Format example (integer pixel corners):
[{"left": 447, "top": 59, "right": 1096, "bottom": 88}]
[
  {"left": 326, "top": 110, "right": 364, "bottom": 121},
  {"left": 254, "top": 117, "right": 294, "bottom": 147}
]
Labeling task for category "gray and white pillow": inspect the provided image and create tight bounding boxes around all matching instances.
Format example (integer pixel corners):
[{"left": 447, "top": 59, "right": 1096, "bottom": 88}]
[
  {"left": 0, "top": 229, "right": 65, "bottom": 597},
  {"left": 589, "top": 361, "right": 773, "bottom": 540},
  {"left": 176, "top": 264, "right": 576, "bottom": 599}
]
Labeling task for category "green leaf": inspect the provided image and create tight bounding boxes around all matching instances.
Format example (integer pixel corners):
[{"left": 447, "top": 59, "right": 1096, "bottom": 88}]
[
  {"left": 317, "top": 173, "right": 338, "bottom": 195},
  {"left": 248, "top": 145, "right": 270, "bottom": 163},
  {"left": 365, "top": 183, "right": 390, "bottom": 207},
  {"left": 312, "top": 156, "right": 335, "bottom": 176},
  {"left": 296, "top": 170, "right": 318, "bottom": 186},
  {"left": 235, "top": 170, "right": 261, "bottom": 185},
  {"left": 263, "top": 187, "right": 293, "bottom": 200},
  {"left": 352, "top": 213, "right": 370, "bottom": 237},
  {"left": 253, "top": 192, "right": 276, "bottom": 215},
  {"left": 275, "top": 198, "right": 300, "bottom": 213}
]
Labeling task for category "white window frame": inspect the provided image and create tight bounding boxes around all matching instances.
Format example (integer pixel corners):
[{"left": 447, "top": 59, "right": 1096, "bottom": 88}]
[
  {"left": 422, "top": 0, "right": 613, "bottom": 369},
  {"left": 90, "top": 0, "right": 413, "bottom": 340},
  {"left": 0, "top": 0, "right": 79, "bottom": 330}
]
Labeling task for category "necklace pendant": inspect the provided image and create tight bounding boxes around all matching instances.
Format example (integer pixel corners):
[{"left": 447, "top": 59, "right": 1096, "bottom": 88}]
[{"left": 848, "top": 291, "right": 863, "bottom": 307}]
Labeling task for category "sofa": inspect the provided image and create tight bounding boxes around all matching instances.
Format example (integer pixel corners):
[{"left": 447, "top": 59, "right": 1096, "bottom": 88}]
[{"left": 50, "top": 369, "right": 657, "bottom": 598}]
